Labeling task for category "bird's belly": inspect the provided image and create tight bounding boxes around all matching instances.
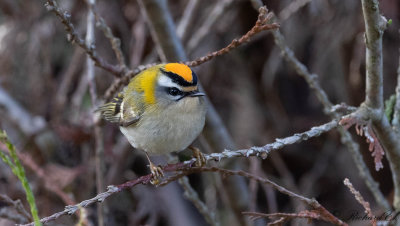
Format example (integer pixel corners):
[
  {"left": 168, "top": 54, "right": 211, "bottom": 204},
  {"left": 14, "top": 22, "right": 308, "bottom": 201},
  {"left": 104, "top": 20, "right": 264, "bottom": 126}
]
[{"left": 120, "top": 107, "right": 205, "bottom": 155}]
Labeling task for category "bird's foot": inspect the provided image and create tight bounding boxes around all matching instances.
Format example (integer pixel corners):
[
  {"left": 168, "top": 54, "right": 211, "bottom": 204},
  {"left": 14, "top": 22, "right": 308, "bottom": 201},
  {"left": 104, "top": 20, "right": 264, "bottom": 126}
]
[
  {"left": 190, "top": 146, "right": 206, "bottom": 167},
  {"left": 149, "top": 161, "right": 164, "bottom": 185},
  {"left": 145, "top": 152, "right": 164, "bottom": 185}
]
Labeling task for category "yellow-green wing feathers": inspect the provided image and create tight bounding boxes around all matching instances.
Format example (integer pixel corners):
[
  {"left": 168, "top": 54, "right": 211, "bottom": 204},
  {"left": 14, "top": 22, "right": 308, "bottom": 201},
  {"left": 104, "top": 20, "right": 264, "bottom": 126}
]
[
  {"left": 97, "top": 93, "right": 123, "bottom": 123},
  {"left": 97, "top": 93, "right": 141, "bottom": 127}
]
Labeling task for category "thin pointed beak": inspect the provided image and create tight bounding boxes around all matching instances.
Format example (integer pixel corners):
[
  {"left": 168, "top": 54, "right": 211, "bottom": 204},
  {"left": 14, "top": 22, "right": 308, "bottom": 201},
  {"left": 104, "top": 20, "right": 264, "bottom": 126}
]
[{"left": 188, "top": 91, "right": 205, "bottom": 97}]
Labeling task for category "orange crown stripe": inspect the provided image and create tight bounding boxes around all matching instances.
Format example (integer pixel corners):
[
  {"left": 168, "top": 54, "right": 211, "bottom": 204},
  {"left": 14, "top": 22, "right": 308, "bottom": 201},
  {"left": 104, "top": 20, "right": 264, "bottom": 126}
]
[{"left": 165, "top": 63, "right": 193, "bottom": 82}]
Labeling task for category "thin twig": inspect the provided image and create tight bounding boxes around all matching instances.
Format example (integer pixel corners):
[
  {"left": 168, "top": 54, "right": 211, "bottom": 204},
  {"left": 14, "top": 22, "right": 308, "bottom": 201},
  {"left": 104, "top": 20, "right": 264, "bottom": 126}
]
[
  {"left": 344, "top": 178, "right": 376, "bottom": 226},
  {"left": 185, "top": 6, "right": 279, "bottom": 67},
  {"left": 272, "top": 29, "right": 332, "bottom": 114},
  {"left": 44, "top": 0, "right": 123, "bottom": 77},
  {"left": 86, "top": 1, "right": 127, "bottom": 70},
  {"left": 270, "top": 153, "right": 305, "bottom": 212}
]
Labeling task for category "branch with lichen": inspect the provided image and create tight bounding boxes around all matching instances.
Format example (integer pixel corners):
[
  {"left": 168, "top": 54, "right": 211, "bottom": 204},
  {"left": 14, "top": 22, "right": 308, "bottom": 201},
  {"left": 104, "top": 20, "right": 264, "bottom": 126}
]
[
  {"left": 185, "top": 119, "right": 338, "bottom": 163},
  {"left": 270, "top": 13, "right": 391, "bottom": 211},
  {"left": 339, "top": 105, "right": 400, "bottom": 210},
  {"left": 337, "top": 0, "right": 400, "bottom": 210},
  {"left": 20, "top": 119, "right": 339, "bottom": 226}
]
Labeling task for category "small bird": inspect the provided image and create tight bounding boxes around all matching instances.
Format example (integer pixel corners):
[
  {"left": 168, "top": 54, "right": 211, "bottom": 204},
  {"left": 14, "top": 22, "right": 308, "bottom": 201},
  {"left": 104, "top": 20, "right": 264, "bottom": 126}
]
[{"left": 98, "top": 63, "right": 207, "bottom": 181}]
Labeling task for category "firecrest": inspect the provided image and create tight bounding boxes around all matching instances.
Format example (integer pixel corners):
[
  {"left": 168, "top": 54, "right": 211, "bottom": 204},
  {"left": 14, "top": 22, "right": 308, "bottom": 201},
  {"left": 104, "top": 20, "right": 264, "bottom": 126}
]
[{"left": 98, "top": 63, "right": 207, "bottom": 181}]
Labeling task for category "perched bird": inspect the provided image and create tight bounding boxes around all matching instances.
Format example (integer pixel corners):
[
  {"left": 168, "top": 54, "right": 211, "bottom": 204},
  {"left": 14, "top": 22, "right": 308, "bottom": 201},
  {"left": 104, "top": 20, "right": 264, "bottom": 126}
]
[{"left": 98, "top": 63, "right": 207, "bottom": 181}]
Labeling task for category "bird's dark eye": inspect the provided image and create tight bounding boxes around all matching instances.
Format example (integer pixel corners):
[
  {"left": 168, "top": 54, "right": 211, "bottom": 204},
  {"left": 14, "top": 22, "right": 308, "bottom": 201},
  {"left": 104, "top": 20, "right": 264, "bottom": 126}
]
[{"left": 167, "top": 87, "right": 182, "bottom": 96}]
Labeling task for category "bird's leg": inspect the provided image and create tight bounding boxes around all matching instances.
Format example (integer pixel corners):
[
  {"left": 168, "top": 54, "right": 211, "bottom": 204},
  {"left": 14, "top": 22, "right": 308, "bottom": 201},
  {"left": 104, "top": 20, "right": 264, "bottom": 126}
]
[
  {"left": 145, "top": 152, "right": 164, "bottom": 185},
  {"left": 189, "top": 146, "right": 206, "bottom": 167}
]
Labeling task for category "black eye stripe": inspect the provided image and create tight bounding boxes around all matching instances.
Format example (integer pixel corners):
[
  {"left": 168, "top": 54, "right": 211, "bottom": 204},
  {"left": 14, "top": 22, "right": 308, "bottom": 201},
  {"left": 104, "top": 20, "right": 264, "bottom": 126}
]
[{"left": 166, "top": 87, "right": 183, "bottom": 96}]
